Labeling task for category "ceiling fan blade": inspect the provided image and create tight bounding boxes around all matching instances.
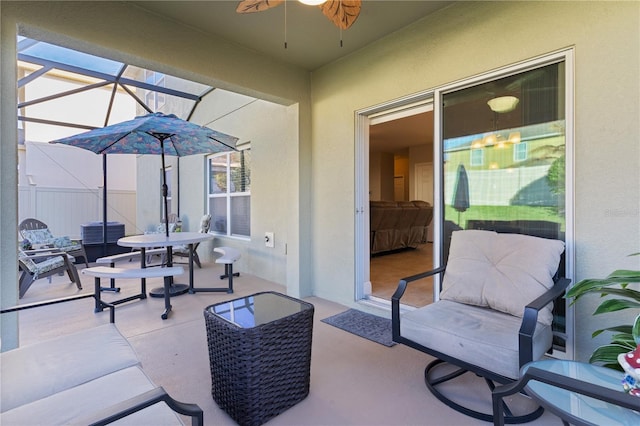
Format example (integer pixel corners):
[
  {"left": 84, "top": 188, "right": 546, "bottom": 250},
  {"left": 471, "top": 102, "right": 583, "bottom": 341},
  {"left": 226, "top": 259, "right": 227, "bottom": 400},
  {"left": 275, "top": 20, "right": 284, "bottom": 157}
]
[
  {"left": 320, "top": 0, "right": 362, "bottom": 30},
  {"left": 236, "top": 0, "right": 284, "bottom": 14}
]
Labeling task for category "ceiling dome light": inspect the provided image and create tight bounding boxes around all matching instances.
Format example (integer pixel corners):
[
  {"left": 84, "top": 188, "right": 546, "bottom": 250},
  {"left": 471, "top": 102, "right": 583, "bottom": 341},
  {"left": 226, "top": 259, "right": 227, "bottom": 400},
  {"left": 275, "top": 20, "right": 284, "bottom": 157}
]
[
  {"left": 487, "top": 96, "right": 519, "bottom": 113},
  {"left": 299, "top": 0, "right": 327, "bottom": 5}
]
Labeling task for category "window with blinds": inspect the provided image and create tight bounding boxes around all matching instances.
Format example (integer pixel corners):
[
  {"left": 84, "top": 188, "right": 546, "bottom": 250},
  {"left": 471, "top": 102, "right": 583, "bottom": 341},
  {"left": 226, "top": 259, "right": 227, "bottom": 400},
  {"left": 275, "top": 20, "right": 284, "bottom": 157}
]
[{"left": 207, "top": 149, "right": 251, "bottom": 238}]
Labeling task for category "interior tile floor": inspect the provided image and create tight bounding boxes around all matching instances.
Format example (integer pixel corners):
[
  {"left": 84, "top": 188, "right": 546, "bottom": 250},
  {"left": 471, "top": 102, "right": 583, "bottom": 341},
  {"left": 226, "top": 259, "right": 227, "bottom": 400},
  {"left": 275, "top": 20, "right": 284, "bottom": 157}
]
[
  {"left": 370, "top": 243, "right": 434, "bottom": 307},
  {"left": 11, "top": 260, "right": 561, "bottom": 426}
]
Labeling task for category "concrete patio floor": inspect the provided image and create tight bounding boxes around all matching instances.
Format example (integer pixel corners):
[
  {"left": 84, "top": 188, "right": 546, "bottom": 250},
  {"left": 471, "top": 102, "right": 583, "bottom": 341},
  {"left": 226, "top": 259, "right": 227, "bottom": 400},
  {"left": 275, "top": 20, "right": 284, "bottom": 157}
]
[{"left": 12, "top": 260, "right": 562, "bottom": 426}]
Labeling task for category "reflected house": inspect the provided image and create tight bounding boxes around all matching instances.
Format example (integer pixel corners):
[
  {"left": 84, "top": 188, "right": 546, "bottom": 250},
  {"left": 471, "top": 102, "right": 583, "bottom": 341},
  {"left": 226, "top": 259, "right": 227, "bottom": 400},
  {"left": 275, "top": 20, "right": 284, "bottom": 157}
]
[{"left": 444, "top": 120, "right": 566, "bottom": 210}]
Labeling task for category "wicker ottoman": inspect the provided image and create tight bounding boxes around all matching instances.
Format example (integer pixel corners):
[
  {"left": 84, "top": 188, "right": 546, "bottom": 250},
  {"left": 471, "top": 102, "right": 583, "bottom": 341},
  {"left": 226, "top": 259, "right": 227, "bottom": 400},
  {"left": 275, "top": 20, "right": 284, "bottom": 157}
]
[{"left": 204, "top": 291, "right": 314, "bottom": 426}]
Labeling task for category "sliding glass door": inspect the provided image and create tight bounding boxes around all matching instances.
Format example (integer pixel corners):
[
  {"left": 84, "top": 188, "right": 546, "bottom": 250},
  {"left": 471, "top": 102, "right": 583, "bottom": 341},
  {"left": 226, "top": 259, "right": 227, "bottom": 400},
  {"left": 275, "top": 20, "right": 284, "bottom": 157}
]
[{"left": 435, "top": 51, "right": 574, "bottom": 356}]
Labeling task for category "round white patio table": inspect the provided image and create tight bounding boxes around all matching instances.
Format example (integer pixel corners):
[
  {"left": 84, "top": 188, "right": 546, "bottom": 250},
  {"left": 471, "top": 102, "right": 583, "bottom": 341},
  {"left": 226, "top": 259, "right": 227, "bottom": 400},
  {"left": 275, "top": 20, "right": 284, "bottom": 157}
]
[{"left": 118, "top": 232, "right": 214, "bottom": 297}]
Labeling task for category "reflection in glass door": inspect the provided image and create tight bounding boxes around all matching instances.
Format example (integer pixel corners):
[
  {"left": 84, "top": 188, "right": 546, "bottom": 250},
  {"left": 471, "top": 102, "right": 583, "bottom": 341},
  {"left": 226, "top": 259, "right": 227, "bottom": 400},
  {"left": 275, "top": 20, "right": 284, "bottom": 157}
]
[{"left": 438, "top": 55, "right": 573, "bottom": 356}]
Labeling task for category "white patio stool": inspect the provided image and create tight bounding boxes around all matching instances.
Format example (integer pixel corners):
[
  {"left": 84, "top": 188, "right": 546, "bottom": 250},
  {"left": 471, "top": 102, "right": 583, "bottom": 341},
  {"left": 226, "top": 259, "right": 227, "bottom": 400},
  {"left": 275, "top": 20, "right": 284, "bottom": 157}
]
[{"left": 214, "top": 247, "right": 241, "bottom": 293}]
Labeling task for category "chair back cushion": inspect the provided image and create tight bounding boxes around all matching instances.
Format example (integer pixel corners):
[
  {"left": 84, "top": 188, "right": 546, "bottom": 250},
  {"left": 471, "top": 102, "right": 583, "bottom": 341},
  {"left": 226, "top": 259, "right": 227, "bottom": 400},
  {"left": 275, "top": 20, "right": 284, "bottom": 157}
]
[
  {"left": 155, "top": 222, "right": 178, "bottom": 233},
  {"left": 440, "top": 230, "right": 564, "bottom": 325},
  {"left": 21, "top": 228, "right": 55, "bottom": 246}
]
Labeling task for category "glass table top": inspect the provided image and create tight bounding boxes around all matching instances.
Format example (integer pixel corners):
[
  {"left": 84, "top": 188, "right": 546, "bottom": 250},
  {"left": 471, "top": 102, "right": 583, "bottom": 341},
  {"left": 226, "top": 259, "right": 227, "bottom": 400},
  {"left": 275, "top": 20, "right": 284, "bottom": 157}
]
[
  {"left": 523, "top": 360, "right": 640, "bottom": 425},
  {"left": 207, "top": 292, "right": 309, "bottom": 328}
]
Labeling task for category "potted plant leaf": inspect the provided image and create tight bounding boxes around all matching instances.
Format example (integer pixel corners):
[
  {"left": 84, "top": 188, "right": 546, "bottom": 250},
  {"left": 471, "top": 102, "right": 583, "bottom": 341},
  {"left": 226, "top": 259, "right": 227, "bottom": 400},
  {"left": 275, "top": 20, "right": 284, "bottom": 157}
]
[{"left": 565, "top": 253, "right": 640, "bottom": 370}]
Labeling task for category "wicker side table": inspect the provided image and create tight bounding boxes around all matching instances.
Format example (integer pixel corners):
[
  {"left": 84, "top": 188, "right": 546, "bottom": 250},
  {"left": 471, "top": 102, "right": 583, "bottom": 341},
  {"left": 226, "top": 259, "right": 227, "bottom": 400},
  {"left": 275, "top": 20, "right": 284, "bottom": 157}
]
[{"left": 204, "top": 291, "right": 314, "bottom": 426}]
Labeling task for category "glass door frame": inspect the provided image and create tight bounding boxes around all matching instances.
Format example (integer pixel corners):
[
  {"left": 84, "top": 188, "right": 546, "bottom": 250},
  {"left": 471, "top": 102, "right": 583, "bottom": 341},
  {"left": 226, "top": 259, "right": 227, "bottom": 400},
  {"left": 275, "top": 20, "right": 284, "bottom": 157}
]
[{"left": 355, "top": 96, "right": 434, "bottom": 304}]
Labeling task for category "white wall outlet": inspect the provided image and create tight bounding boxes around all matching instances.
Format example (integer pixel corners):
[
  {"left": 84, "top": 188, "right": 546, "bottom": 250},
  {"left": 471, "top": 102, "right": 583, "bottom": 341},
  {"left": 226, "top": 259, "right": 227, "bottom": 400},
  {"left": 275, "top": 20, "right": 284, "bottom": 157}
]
[{"left": 265, "top": 232, "right": 274, "bottom": 248}]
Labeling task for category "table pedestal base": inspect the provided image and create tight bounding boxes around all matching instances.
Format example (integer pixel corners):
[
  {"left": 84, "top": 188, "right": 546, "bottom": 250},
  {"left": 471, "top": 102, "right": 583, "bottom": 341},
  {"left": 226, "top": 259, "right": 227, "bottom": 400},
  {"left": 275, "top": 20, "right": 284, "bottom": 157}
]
[{"left": 149, "top": 283, "right": 189, "bottom": 298}]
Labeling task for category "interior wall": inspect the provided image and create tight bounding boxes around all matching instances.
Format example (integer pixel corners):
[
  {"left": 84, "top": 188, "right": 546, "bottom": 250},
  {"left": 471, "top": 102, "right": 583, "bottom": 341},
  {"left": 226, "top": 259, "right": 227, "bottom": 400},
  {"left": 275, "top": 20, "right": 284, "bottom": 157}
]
[
  {"left": 369, "top": 151, "right": 395, "bottom": 201},
  {"left": 394, "top": 152, "right": 410, "bottom": 201},
  {"left": 368, "top": 151, "right": 382, "bottom": 200},
  {"left": 310, "top": 1, "right": 640, "bottom": 361},
  {"left": 409, "top": 144, "right": 432, "bottom": 201}
]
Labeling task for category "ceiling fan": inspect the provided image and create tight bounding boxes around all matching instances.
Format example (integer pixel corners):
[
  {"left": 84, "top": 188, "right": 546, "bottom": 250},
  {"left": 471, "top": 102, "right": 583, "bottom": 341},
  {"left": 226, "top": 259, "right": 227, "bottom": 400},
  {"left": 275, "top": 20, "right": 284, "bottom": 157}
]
[{"left": 236, "top": 0, "right": 362, "bottom": 30}]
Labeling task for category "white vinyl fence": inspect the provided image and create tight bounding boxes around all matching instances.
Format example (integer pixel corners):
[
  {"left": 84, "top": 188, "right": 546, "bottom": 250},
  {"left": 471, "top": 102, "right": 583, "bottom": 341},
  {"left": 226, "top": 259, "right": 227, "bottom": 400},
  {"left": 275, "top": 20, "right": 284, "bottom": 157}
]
[
  {"left": 444, "top": 165, "right": 552, "bottom": 207},
  {"left": 18, "top": 185, "right": 137, "bottom": 240}
]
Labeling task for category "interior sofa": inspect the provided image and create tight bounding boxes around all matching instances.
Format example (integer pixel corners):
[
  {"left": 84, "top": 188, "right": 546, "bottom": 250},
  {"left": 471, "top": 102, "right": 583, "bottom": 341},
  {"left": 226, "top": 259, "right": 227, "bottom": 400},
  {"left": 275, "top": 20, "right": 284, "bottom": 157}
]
[
  {"left": 370, "top": 200, "right": 433, "bottom": 255},
  {"left": 0, "top": 296, "right": 202, "bottom": 425}
]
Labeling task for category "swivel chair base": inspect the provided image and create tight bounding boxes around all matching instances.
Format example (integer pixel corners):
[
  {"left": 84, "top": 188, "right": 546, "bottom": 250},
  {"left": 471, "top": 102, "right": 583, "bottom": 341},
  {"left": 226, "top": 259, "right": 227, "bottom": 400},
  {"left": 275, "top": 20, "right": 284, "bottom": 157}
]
[{"left": 425, "top": 359, "right": 544, "bottom": 424}]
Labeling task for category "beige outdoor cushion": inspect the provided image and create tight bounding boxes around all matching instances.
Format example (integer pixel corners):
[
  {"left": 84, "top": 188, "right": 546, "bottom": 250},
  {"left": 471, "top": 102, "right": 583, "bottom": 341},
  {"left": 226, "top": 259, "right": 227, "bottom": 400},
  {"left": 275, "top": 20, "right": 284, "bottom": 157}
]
[
  {"left": 440, "top": 230, "right": 564, "bottom": 325},
  {"left": 1, "top": 324, "right": 140, "bottom": 412},
  {"left": 401, "top": 300, "right": 552, "bottom": 379},
  {"left": 1, "top": 366, "right": 183, "bottom": 425}
]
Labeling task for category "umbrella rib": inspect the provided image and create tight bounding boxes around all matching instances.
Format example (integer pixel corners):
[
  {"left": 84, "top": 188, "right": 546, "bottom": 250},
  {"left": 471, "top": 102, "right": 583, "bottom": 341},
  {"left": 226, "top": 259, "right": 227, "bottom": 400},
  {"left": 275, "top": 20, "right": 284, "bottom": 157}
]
[
  {"left": 210, "top": 137, "right": 237, "bottom": 151},
  {"left": 97, "top": 133, "right": 131, "bottom": 154}
]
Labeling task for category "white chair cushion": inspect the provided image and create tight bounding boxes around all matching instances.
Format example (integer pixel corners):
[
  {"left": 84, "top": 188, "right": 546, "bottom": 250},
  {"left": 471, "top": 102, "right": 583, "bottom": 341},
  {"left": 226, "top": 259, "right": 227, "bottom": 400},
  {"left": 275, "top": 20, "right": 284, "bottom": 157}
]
[
  {"left": 440, "top": 230, "right": 564, "bottom": 325},
  {"left": 0, "top": 366, "right": 183, "bottom": 425},
  {"left": 401, "top": 300, "right": 552, "bottom": 379},
  {"left": 0, "top": 324, "right": 140, "bottom": 412}
]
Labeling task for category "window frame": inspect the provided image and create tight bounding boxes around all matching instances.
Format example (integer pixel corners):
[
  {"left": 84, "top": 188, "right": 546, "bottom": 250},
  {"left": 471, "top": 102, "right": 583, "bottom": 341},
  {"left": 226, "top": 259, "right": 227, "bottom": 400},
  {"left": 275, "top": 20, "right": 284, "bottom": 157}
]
[
  {"left": 207, "top": 148, "right": 251, "bottom": 240},
  {"left": 470, "top": 148, "right": 484, "bottom": 166},
  {"left": 513, "top": 141, "right": 528, "bottom": 162}
]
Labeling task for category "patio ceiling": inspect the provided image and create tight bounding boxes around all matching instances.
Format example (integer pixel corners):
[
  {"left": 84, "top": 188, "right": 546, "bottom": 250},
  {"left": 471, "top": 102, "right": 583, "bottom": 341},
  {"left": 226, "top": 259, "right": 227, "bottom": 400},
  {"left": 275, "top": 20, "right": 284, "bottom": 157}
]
[
  {"left": 17, "top": 36, "right": 214, "bottom": 142},
  {"left": 131, "top": 1, "right": 455, "bottom": 71}
]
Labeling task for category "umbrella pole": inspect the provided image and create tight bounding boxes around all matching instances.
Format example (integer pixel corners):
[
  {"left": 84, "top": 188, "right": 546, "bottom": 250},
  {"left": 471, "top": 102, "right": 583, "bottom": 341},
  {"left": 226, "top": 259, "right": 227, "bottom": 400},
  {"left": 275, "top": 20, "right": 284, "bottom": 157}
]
[
  {"left": 160, "top": 138, "right": 170, "bottom": 238},
  {"left": 103, "top": 154, "right": 108, "bottom": 257}
]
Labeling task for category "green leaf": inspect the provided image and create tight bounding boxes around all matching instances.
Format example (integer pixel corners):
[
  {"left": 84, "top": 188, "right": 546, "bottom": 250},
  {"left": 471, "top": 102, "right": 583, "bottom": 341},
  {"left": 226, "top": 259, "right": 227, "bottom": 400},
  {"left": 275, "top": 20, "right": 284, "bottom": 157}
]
[
  {"left": 589, "top": 344, "right": 628, "bottom": 369},
  {"left": 610, "top": 333, "right": 636, "bottom": 347},
  {"left": 598, "top": 287, "right": 640, "bottom": 303},
  {"left": 633, "top": 315, "right": 640, "bottom": 345},
  {"left": 566, "top": 278, "right": 619, "bottom": 300},
  {"left": 606, "top": 269, "right": 640, "bottom": 282},
  {"left": 566, "top": 267, "right": 640, "bottom": 303},
  {"left": 592, "top": 325, "right": 633, "bottom": 338},
  {"left": 593, "top": 298, "right": 640, "bottom": 314}
]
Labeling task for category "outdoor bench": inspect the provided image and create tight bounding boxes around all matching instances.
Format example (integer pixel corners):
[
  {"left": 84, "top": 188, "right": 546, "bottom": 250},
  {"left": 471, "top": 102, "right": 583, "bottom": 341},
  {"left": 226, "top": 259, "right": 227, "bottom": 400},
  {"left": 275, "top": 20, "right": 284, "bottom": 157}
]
[
  {"left": 94, "top": 249, "right": 167, "bottom": 294},
  {"left": 83, "top": 265, "right": 184, "bottom": 319},
  {"left": 96, "top": 248, "right": 168, "bottom": 267},
  {"left": 0, "top": 294, "right": 203, "bottom": 425},
  {"left": 96, "top": 248, "right": 167, "bottom": 283}
]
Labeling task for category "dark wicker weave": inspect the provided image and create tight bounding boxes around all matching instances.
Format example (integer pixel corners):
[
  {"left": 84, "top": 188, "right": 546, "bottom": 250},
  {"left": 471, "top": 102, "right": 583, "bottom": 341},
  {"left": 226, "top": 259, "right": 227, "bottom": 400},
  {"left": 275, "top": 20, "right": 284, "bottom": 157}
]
[{"left": 204, "top": 291, "right": 314, "bottom": 426}]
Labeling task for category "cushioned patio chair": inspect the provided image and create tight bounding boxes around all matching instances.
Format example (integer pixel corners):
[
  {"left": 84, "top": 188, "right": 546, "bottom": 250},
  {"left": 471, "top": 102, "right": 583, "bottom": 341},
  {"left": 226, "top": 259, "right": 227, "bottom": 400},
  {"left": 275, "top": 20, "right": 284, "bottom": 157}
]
[
  {"left": 391, "top": 229, "right": 570, "bottom": 423},
  {"left": 141, "top": 214, "right": 182, "bottom": 264},
  {"left": 19, "top": 218, "right": 89, "bottom": 267},
  {"left": 18, "top": 249, "right": 82, "bottom": 298},
  {"left": 172, "top": 214, "right": 211, "bottom": 268}
]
